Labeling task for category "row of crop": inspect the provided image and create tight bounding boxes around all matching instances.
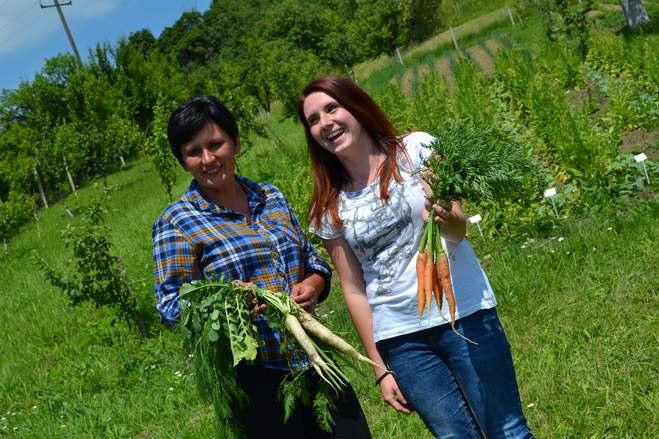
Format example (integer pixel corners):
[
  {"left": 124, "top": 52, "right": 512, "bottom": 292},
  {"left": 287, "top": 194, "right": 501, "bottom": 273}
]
[
  {"left": 365, "top": 17, "right": 657, "bottom": 237},
  {"left": 382, "top": 10, "right": 659, "bottom": 135}
]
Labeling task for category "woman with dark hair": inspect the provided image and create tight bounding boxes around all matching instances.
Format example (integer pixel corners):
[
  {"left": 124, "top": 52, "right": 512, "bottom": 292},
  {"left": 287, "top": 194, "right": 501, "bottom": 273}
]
[
  {"left": 297, "top": 77, "right": 534, "bottom": 438},
  {"left": 152, "top": 95, "right": 371, "bottom": 438}
]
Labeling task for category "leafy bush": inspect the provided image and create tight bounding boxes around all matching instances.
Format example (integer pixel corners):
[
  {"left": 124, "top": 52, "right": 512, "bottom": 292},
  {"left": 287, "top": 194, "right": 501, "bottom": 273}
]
[
  {"left": 605, "top": 79, "right": 659, "bottom": 131},
  {"left": 494, "top": 47, "right": 537, "bottom": 116},
  {"left": 371, "top": 83, "right": 417, "bottom": 132},
  {"left": 588, "top": 30, "right": 659, "bottom": 88},
  {"left": 0, "top": 191, "right": 34, "bottom": 244},
  {"left": 579, "top": 154, "right": 659, "bottom": 205},
  {"left": 409, "top": 72, "right": 453, "bottom": 129},
  {"left": 40, "top": 198, "right": 149, "bottom": 338},
  {"left": 145, "top": 98, "right": 178, "bottom": 201}
]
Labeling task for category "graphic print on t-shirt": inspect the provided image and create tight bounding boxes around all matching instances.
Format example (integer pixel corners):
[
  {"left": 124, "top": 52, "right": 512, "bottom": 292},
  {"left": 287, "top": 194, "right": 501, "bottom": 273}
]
[{"left": 342, "top": 181, "right": 417, "bottom": 297}]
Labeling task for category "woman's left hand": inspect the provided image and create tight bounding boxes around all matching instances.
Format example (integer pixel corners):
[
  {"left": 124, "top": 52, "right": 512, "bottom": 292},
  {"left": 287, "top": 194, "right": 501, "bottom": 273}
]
[
  {"left": 426, "top": 200, "right": 453, "bottom": 225},
  {"left": 423, "top": 199, "right": 467, "bottom": 242},
  {"left": 291, "top": 283, "right": 320, "bottom": 312}
]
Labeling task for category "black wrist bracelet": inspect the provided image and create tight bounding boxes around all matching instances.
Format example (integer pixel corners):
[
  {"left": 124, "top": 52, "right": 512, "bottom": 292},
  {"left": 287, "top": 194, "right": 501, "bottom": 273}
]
[{"left": 375, "top": 371, "right": 392, "bottom": 386}]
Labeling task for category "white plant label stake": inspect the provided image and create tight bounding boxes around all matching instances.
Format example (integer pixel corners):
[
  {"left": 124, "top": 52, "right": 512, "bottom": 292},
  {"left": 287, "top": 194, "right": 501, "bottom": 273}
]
[
  {"left": 449, "top": 26, "right": 459, "bottom": 50},
  {"left": 468, "top": 214, "right": 484, "bottom": 238},
  {"left": 544, "top": 187, "right": 559, "bottom": 218},
  {"left": 395, "top": 47, "right": 404, "bottom": 65},
  {"left": 507, "top": 7, "right": 516, "bottom": 26},
  {"left": 634, "top": 153, "right": 650, "bottom": 184}
]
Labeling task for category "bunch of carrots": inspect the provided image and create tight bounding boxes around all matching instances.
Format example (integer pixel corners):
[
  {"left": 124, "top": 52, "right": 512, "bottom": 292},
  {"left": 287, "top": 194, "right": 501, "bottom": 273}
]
[
  {"left": 415, "top": 118, "right": 541, "bottom": 327},
  {"left": 416, "top": 209, "right": 455, "bottom": 326}
]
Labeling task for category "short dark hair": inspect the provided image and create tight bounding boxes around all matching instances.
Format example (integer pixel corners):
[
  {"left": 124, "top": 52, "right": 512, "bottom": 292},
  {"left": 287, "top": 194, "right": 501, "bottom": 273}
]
[{"left": 167, "top": 96, "right": 239, "bottom": 165}]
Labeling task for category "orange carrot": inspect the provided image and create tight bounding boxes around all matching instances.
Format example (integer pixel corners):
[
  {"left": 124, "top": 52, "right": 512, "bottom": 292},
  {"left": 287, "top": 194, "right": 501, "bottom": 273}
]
[
  {"left": 433, "top": 261, "right": 443, "bottom": 312},
  {"left": 438, "top": 253, "right": 455, "bottom": 328},
  {"left": 416, "top": 250, "right": 427, "bottom": 317},
  {"left": 424, "top": 252, "right": 433, "bottom": 314}
]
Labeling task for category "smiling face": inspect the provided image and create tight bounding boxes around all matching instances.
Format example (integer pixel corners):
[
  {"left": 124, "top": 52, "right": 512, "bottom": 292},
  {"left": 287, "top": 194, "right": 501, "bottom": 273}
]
[
  {"left": 180, "top": 122, "right": 240, "bottom": 195},
  {"left": 302, "top": 91, "right": 367, "bottom": 159}
]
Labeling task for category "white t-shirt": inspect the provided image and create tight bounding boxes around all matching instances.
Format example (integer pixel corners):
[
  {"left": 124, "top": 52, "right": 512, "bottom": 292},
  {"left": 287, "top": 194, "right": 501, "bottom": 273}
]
[{"left": 312, "top": 132, "right": 496, "bottom": 342}]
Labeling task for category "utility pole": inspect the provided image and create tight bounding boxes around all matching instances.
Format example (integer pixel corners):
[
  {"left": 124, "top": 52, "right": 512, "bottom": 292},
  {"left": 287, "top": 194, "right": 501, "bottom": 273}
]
[{"left": 40, "top": 1, "right": 82, "bottom": 65}]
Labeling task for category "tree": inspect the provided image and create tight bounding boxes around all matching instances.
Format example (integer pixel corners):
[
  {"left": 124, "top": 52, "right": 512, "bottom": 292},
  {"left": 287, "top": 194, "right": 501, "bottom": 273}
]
[
  {"left": 0, "top": 191, "right": 33, "bottom": 245},
  {"left": 126, "top": 29, "right": 156, "bottom": 59},
  {"left": 40, "top": 199, "right": 149, "bottom": 338},
  {"left": 348, "top": 0, "right": 416, "bottom": 58},
  {"left": 146, "top": 97, "right": 179, "bottom": 201},
  {"left": 244, "top": 38, "right": 331, "bottom": 116},
  {"left": 156, "top": 11, "right": 210, "bottom": 67}
]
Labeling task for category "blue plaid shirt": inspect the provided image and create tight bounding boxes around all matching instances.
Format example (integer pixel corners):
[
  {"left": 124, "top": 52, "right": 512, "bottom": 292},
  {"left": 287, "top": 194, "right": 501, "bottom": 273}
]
[{"left": 152, "top": 176, "right": 331, "bottom": 370}]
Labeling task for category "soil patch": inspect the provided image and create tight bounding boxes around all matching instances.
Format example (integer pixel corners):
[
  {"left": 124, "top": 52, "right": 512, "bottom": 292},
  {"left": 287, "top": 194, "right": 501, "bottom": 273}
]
[
  {"left": 435, "top": 58, "right": 456, "bottom": 92},
  {"left": 600, "top": 3, "right": 623, "bottom": 12},
  {"left": 401, "top": 68, "right": 414, "bottom": 96},
  {"left": 621, "top": 128, "right": 659, "bottom": 159},
  {"left": 484, "top": 39, "right": 503, "bottom": 55},
  {"left": 413, "top": 64, "right": 432, "bottom": 94},
  {"left": 467, "top": 45, "right": 494, "bottom": 76},
  {"left": 566, "top": 88, "right": 590, "bottom": 109}
]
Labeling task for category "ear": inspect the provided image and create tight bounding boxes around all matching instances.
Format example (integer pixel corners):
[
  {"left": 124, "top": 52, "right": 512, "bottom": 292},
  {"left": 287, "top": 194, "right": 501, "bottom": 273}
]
[
  {"left": 234, "top": 135, "right": 241, "bottom": 155},
  {"left": 177, "top": 151, "right": 190, "bottom": 172},
  {"left": 179, "top": 149, "right": 190, "bottom": 171}
]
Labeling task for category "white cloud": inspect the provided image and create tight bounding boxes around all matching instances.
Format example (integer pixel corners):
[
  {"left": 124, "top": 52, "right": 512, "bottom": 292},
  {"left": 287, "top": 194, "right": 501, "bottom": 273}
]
[{"left": 0, "top": 0, "right": 121, "bottom": 55}]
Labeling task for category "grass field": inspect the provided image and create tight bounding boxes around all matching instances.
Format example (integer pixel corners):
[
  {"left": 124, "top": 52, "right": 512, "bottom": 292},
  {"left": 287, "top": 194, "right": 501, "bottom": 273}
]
[{"left": 1, "top": 125, "right": 657, "bottom": 437}]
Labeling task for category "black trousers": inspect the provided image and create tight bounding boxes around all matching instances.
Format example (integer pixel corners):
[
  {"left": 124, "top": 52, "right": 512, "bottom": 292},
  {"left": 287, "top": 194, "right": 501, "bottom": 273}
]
[{"left": 234, "top": 364, "right": 372, "bottom": 439}]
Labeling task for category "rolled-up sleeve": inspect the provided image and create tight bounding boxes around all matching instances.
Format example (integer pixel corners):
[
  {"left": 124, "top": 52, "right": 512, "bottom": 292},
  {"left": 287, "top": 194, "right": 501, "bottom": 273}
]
[{"left": 152, "top": 216, "right": 198, "bottom": 327}]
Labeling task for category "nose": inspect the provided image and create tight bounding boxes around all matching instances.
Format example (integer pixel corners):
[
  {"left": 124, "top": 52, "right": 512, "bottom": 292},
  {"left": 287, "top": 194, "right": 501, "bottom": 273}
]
[
  {"left": 319, "top": 112, "right": 332, "bottom": 129},
  {"left": 201, "top": 148, "right": 215, "bottom": 164}
]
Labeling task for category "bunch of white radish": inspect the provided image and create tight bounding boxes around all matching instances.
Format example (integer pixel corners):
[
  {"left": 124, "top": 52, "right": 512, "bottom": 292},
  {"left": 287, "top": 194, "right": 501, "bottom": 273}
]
[{"left": 178, "top": 279, "right": 383, "bottom": 437}]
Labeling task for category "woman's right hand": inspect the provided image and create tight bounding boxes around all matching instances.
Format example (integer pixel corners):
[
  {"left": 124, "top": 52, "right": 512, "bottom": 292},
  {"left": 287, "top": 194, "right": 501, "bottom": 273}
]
[{"left": 379, "top": 373, "right": 413, "bottom": 414}]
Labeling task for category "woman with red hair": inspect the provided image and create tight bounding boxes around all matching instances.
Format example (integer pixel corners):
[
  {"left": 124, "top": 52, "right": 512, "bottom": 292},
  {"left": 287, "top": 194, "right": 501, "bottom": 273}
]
[{"left": 297, "top": 76, "right": 533, "bottom": 438}]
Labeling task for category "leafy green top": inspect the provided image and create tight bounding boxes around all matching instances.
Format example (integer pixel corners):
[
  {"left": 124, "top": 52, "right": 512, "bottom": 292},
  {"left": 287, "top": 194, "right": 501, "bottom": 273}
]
[{"left": 422, "top": 118, "right": 539, "bottom": 205}]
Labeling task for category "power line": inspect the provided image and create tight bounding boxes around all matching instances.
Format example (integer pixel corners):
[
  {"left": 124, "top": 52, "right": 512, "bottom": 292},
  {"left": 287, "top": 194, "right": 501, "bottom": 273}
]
[{"left": 39, "top": 0, "right": 81, "bottom": 65}]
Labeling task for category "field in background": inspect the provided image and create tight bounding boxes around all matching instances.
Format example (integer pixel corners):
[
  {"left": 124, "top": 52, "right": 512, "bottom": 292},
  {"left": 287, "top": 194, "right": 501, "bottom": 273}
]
[{"left": 353, "top": 5, "right": 514, "bottom": 81}]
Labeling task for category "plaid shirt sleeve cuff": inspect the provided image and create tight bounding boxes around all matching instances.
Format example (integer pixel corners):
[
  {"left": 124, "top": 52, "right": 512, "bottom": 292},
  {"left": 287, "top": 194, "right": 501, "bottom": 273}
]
[{"left": 306, "top": 256, "right": 332, "bottom": 303}]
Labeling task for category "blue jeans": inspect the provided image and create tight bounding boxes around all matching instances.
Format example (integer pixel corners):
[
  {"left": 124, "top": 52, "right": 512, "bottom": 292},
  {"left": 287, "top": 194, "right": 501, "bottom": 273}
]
[{"left": 377, "top": 308, "right": 534, "bottom": 439}]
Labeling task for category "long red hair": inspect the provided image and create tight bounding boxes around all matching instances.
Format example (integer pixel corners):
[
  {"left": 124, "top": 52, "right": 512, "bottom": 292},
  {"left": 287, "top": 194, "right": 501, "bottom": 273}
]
[{"left": 296, "top": 76, "right": 405, "bottom": 229}]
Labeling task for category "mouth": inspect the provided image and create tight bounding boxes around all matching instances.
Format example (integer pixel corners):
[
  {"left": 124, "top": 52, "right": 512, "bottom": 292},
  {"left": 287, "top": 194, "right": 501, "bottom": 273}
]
[
  {"left": 324, "top": 128, "right": 345, "bottom": 143},
  {"left": 202, "top": 167, "right": 222, "bottom": 179}
]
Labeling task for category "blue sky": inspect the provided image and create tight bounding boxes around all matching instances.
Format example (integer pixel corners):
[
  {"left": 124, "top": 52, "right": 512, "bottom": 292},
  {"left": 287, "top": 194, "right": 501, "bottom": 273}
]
[{"left": 0, "top": 0, "right": 212, "bottom": 92}]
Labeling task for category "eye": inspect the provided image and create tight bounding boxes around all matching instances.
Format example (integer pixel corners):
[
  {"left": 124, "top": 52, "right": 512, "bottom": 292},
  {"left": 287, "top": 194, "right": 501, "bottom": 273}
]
[
  {"left": 185, "top": 146, "right": 201, "bottom": 157},
  {"left": 209, "top": 141, "right": 224, "bottom": 150},
  {"left": 307, "top": 115, "right": 319, "bottom": 127},
  {"left": 327, "top": 103, "right": 338, "bottom": 113}
]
